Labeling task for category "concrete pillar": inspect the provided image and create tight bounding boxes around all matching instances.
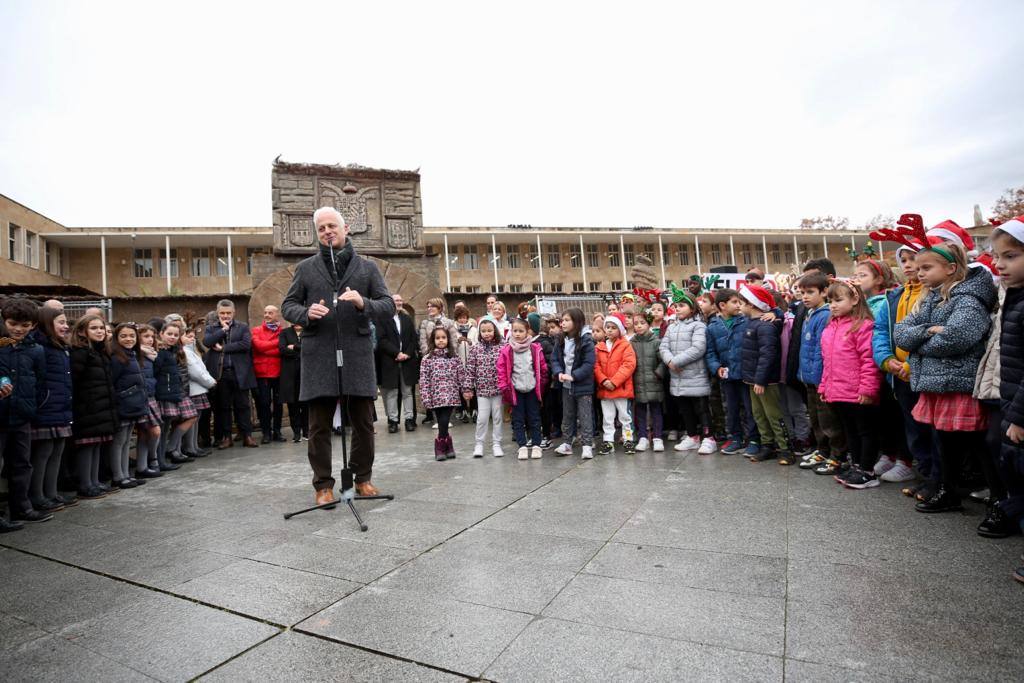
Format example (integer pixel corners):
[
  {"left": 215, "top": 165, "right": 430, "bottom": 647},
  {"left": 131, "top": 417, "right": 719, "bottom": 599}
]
[
  {"left": 729, "top": 234, "right": 736, "bottom": 267},
  {"left": 657, "top": 233, "right": 667, "bottom": 289},
  {"left": 491, "top": 233, "right": 499, "bottom": 292},
  {"left": 165, "top": 234, "right": 172, "bottom": 294},
  {"left": 694, "top": 234, "right": 702, "bottom": 274},
  {"left": 536, "top": 233, "right": 545, "bottom": 292},
  {"left": 822, "top": 234, "right": 829, "bottom": 259},
  {"left": 100, "top": 235, "right": 107, "bottom": 297},
  {"left": 580, "top": 234, "right": 589, "bottom": 290},
  {"left": 227, "top": 235, "right": 234, "bottom": 295},
  {"left": 443, "top": 233, "right": 452, "bottom": 292},
  {"left": 792, "top": 234, "right": 799, "bottom": 269},
  {"left": 619, "top": 234, "right": 627, "bottom": 286},
  {"left": 762, "top": 234, "right": 770, "bottom": 271}
]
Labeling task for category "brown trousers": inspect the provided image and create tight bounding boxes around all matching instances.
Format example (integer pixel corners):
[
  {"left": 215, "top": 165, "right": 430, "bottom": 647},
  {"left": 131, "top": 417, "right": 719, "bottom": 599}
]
[{"left": 307, "top": 395, "right": 375, "bottom": 491}]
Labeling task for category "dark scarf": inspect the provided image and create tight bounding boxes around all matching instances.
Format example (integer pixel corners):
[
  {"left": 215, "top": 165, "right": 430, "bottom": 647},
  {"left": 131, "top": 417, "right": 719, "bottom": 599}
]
[{"left": 320, "top": 239, "right": 354, "bottom": 284}]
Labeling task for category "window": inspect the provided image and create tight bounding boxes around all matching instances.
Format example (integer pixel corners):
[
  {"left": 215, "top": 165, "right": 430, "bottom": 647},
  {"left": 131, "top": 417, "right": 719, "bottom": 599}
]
[
  {"left": 531, "top": 283, "right": 542, "bottom": 292},
  {"left": 608, "top": 244, "right": 620, "bottom": 268},
  {"left": 496, "top": 284, "right": 505, "bottom": 293},
  {"left": 215, "top": 247, "right": 229, "bottom": 276},
  {"left": 623, "top": 244, "right": 635, "bottom": 267},
  {"left": 549, "top": 282, "right": 563, "bottom": 293},
  {"left": 678, "top": 244, "right": 690, "bottom": 266},
  {"left": 568, "top": 243, "right": 582, "bottom": 269},
  {"left": 586, "top": 243, "right": 599, "bottom": 268},
  {"left": 246, "top": 248, "right": 258, "bottom": 275},
  {"left": 589, "top": 282, "right": 602, "bottom": 292},
  {"left": 159, "top": 248, "right": 179, "bottom": 277},
  {"left": 771, "top": 244, "right": 781, "bottom": 265},
  {"left": 133, "top": 248, "right": 154, "bottom": 278},
  {"left": 611, "top": 280, "right": 621, "bottom": 291},
  {"left": 509, "top": 284, "right": 523, "bottom": 293},
  {"left": 7, "top": 223, "right": 18, "bottom": 261},
  {"left": 784, "top": 244, "right": 794, "bottom": 264},
  {"left": 545, "top": 244, "right": 560, "bottom": 268},
  {"left": 45, "top": 241, "right": 57, "bottom": 273},
  {"left": 572, "top": 282, "right": 585, "bottom": 292},
  {"left": 527, "top": 244, "right": 540, "bottom": 268},
  {"left": 191, "top": 247, "right": 211, "bottom": 276},
  {"left": 466, "top": 285, "right": 481, "bottom": 294},
  {"left": 24, "top": 231, "right": 36, "bottom": 268},
  {"left": 506, "top": 244, "right": 520, "bottom": 269},
  {"left": 450, "top": 286, "right": 462, "bottom": 293},
  {"left": 643, "top": 244, "right": 656, "bottom": 261},
  {"left": 740, "top": 244, "right": 752, "bottom": 266},
  {"left": 710, "top": 243, "right": 722, "bottom": 264},
  {"left": 448, "top": 250, "right": 461, "bottom": 271},
  {"left": 463, "top": 245, "right": 479, "bottom": 270}
]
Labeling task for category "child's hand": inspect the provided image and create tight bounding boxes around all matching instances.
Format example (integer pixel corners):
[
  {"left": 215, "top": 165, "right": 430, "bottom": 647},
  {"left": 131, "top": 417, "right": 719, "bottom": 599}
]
[
  {"left": 602, "top": 379, "right": 615, "bottom": 390},
  {"left": 753, "top": 383, "right": 765, "bottom": 395},
  {"left": 668, "top": 362, "right": 678, "bottom": 372},
  {"left": 759, "top": 311, "right": 777, "bottom": 322},
  {"left": 717, "top": 368, "right": 728, "bottom": 379},
  {"left": 0, "top": 383, "right": 12, "bottom": 399},
  {"left": 885, "top": 359, "right": 903, "bottom": 375},
  {"left": 857, "top": 394, "right": 874, "bottom": 405},
  {"left": 897, "top": 365, "right": 910, "bottom": 382},
  {"left": 1007, "top": 423, "right": 1024, "bottom": 444},
  {"left": 926, "top": 326, "right": 944, "bottom": 336},
  {"left": 558, "top": 373, "right": 572, "bottom": 383}
]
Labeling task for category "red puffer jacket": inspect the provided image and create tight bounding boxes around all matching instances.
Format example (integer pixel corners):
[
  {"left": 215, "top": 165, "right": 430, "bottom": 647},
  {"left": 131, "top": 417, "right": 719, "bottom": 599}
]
[{"left": 251, "top": 323, "right": 282, "bottom": 379}]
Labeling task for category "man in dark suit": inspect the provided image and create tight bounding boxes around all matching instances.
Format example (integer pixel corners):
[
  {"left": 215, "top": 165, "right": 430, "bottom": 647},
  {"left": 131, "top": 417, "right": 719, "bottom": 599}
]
[
  {"left": 377, "top": 293, "right": 419, "bottom": 433},
  {"left": 204, "top": 300, "right": 258, "bottom": 449}
]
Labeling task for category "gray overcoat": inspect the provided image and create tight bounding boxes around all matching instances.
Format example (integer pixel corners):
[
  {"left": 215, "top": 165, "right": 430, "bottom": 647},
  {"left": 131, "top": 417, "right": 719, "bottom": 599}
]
[{"left": 281, "top": 246, "right": 394, "bottom": 401}]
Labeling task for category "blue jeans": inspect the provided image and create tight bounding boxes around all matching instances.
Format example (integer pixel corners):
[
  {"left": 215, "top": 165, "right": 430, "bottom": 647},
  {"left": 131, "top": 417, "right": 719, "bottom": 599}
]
[
  {"left": 511, "top": 390, "right": 542, "bottom": 447},
  {"left": 721, "top": 379, "right": 759, "bottom": 444}
]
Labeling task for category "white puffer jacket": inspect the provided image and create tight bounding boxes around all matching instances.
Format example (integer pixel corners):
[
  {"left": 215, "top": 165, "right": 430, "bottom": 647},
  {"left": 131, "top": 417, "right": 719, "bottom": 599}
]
[
  {"left": 658, "top": 317, "right": 711, "bottom": 397},
  {"left": 184, "top": 344, "right": 217, "bottom": 397}
]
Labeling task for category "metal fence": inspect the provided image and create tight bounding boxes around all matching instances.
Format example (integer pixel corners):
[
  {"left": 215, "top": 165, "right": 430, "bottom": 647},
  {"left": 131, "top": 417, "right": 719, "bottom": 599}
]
[
  {"left": 62, "top": 299, "right": 113, "bottom": 321},
  {"left": 531, "top": 294, "right": 612, "bottom": 318}
]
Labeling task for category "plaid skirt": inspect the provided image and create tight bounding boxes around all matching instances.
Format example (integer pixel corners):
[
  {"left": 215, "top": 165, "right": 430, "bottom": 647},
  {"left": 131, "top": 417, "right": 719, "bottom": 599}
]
[
  {"left": 159, "top": 396, "right": 198, "bottom": 422},
  {"left": 190, "top": 393, "right": 211, "bottom": 411},
  {"left": 136, "top": 398, "right": 163, "bottom": 428},
  {"left": 74, "top": 434, "right": 113, "bottom": 446},
  {"left": 30, "top": 425, "right": 73, "bottom": 441},
  {"left": 913, "top": 392, "right": 988, "bottom": 432}
]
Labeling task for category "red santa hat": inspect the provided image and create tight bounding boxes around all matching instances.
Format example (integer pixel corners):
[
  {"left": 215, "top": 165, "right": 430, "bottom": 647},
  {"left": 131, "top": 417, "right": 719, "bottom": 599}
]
[
  {"left": 995, "top": 215, "right": 1024, "bottom": 245},
  {"left": 968, "top": 252, "right": 999, "bottom": 280},
  {"left": 604, "top": 312, "right": 628, "bottom": 336},
  {"left": 739, "top": 283, "right": 774, "bottom": 312},
  {"left": 926, "top": 220, "right": 976, "bottom": 255}
]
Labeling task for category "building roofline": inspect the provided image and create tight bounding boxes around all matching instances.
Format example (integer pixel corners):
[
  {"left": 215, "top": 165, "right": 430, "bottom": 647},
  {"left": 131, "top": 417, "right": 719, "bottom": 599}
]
[{"left": 0, "top": 192, "right": 68, "bottom": 229}]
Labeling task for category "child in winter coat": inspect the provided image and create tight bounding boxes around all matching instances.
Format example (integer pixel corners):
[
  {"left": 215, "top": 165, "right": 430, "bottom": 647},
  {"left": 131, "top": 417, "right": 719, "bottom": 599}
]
[
  {"left": 154, "top": 321, "right": 198, "bottom": 469},
  {"left": 631, "top": 313, "right": 665, "bottom": 452},
  {"left": 134, "top": 324, "right": 164, "bottom": 477},
  {"left": 705, "top": 288, "right": 758, "bottom": 455},
  {"left": 183, "top": 325, "right": 216, "bottom": 458},
  {"left": 895, "top": 243, "right": 997, "bottom": 513},
  {"left": 498, "top": 318, "right": 549, "bottom": 460},
  {"left": 535, "top": 314, "right": 561, "bottom": 449},
  {"left": 818, "top": 280, "right": 881, "bottom": 486},
  {"left": 738, "top": 284, "right": 788, "bottom": 463},
  {"left": 28, "top": 306, "right": 74, "bottom": 514},
  {"left": 463, "top": 319, "right": 505, "bottom": 457},
  {"left": 69, "top": 314, "right": 119, "bottom": 500},
  {"left": 420, "top": 326, "right": 466, "bottom": 461},
  {"left": 552, "top": 308, "right": 597, "bottom": 460},
  {"left": 660, "top": 292, "right": 713, "bottom": 454},
  {"left": 596, "top": 313, "right": 637, "bottom": 455},
  {"left": 109, "top": 323, "right": 150, "bottom": 490}
]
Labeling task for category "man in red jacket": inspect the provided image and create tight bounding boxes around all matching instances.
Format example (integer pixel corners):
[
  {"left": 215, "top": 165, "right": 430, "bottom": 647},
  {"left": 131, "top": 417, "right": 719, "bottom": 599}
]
[{"left": 251, "top": 305, "right": 285, "bottom": 444}]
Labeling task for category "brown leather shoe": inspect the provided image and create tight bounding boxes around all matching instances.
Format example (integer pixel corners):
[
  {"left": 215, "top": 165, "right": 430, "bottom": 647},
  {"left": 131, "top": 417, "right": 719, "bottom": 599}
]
[
  {"left": 243, "top": 436, "right": 259, "bottom": 448},
  {"left": 315, "top": 488, "right": 337, "bottom": 507},
  {"left": 217, "top": 438, "right": 233, "bottom": 450},
  {"left": 355, "top": 481, "right": 380, "bottom": 496}
]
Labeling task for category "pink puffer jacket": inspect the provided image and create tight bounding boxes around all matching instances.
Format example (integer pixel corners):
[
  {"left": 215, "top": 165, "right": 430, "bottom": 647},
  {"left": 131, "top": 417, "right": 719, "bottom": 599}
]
[{"left": 819, "top": 316, "right": 881, "bottom": 404}]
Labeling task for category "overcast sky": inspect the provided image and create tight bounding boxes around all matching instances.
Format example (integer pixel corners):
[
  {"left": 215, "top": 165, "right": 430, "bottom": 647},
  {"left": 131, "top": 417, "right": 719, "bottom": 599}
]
[{"left": 1, "top": 1, "right": 1021, "bottom": 230}]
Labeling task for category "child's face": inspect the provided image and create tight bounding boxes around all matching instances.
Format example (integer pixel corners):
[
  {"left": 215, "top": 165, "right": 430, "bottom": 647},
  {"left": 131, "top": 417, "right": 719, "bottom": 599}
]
[
  {"left": 105, "top": 324, "right": 114, "bottom": 340},
  {"left": 621, "top": 301, "right": 635, "bottom": 314},
  {"left": 546, "top": 321, "right": 559, "bottom": 336},
  {"left": 560, "top": 315, "right": 574, "bottom": 334},
  {"left": 633, "top": 317, "right": 649, "bottom": 335},
  {"left": 915, "top": 251, "right": 956, "bottom": 289},
  {"left": 853, "top": 264, "right": 884, "bottom": 296},
  {"left": 898, "top": 250, "right": 919, "bottom": 281},
  {"left": 591, "top": 326, "right": 605, "bottom": 342},
  {"left": 829, "top": 289, "right": 857, "bottom": 318},
  {"left": 674, "top": 302, "right": 694, "bottom": 319},
  {"left": 606, "top": 303, "right": 618, "bottom": 314},
  {"left": 87, "top": 319, "right": 107, "bottom": 343},
  {"left": 434, "top": 331, "right": 448, "bottom": 349},
  {"left": 800, "top": 286, "right": 825, "bottom": 309},
  {"left": 479, "top": 324, "right": 495, "bottom": 342},
  {"left": 182, "top": 329, "right": 196, "bottom": 345},
  {"left": 592, "top": 314, "right": 605, "bottom": 330},
  {"left": 604, "top": 321, "right": 620, "bottom": 340},
  {"left": 3, "top": 318, "right": 34, "bottom": 341},
  {"left": 456, "top": 315, "right": 469, "bottom": 324},
  {"left": 160, "top": 326, "right": 180, "bottom": 346},
  {"left": 53, "top": 314, "right": 69, "bottom": 339},
  {"left": 117, "top": 327, "right": 137, "bottom": 350},
  {"left": 511, "top": 324, "right": 529, "bottom": 342},
  {"left": 649, "top": 303, "right": 664, "bottom": 320},
  {"left": 741, "top": 301, "right": 761, "bottom": 318},
  {"left": 139, "top": 330, "right": 155, "bottom": 347},
  {"left": 993, "top": 233, "right": 1024, "bottom": 288},
  {"left": 698, "top": 297, "right": 715, "bottom": 317},
  {"left": 717, "top": 296, "right": 743, "bottom": 318}
]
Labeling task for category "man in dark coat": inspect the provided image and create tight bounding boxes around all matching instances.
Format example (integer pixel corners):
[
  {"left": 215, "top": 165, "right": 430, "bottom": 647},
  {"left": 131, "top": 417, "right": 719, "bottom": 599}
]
[
  {"left": 377, "top": 293, "right": 419, "bottom": 433},
  {"left": 282, "top": 206, "right": 395, "bottom": 505},
  {"left": 203, "top": 299, "right": 258, "bottom": 449}
]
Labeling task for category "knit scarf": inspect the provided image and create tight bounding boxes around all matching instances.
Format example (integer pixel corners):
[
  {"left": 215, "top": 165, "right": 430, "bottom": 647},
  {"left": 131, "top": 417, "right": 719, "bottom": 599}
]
[
  {"left": 319, "top": 238, "right": 354, "bottom": 283},
  {"left": 508, "top": 338, "right": 532, "bottom": 354},
  {"left": 265, "top": 322, "right": 280, "bottom": 332}
]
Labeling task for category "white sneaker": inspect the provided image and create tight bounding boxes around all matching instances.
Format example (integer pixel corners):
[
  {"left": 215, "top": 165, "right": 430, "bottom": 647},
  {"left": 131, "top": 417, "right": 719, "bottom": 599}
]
[
  {"left": 581, "top": 445, "right": 594, "bottom": 459},
  {"left": 432, "top": 422, "right": 438, "bottom": 430},
  {"left": 880, "top": 461, "right": 915, "bottom": 482},
  {"left": 530, "top": 446, "right": 542, "bottom": 459},
  {"left": 555, "top": 442, "right": 573, "bottom": 456},
  {"left": 517, "top": 446, "right": 529, "bottom": 460},
  {"left": 872, "top": 455, "right": 895, "bottom": 476},
  {"left": 472, "top": 443, "right": 484, "bottom": 457},
  {"left": 492, "top": 443, "right": 504, "bottom": 457},
  {"left": 635, "top": 437, "right": 649, "bottom": 452},
  {"left": 675, "top": 436, "right": 699, "bottom": 451},
  {"left": 697, "top": 437, "right": 717, "bottom": 455},
  {"left": 667, "top": 430, "right": 679, "bottom": 441},
  {"left": 652, "top": 438, "right": 665, "bottom": 452}
]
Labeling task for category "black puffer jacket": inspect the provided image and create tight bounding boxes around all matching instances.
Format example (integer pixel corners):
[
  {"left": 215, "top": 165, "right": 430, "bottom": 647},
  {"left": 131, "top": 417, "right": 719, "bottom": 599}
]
[
  {"left": 1000, "top": 287, "right": 1024, "bottom": 447},
  {"left": 741, "top": 316, "right": 783, "bottom": 386},
  {"left": 894, "top": 266, "right": 997, "bottom": 394},
  {"left": 153, "top": 348, "right": 183, "bottom": 402},
  {"left": 70, "top": 342, "right": 118, "bottom": 437},
  {"left": 29, "top": 330, "right": 73, "bottom": 428},
  {"left": 110, "top": 350, "right": 149, "bottom": 419}
]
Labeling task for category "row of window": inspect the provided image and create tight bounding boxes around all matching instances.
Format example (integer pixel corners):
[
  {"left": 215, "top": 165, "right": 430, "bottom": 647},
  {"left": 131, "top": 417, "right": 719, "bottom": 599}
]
[
  {"left": 131, "top": 247, "right": 260, "bottom": 278},
  {"left": 449, "top": 281, "right": 629, "bottom": 294},
  {"left": 446, "top": 242, "right": 814, "bottom": 270},
  {"left": 6, "top": 223, "right": 65, "bottom": 275}
]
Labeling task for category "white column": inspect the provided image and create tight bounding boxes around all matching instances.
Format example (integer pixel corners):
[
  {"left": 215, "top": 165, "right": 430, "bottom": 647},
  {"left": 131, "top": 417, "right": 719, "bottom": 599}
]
[
  {"left": 226, "top": 235, "right": 234, "bottom": 295},
  {"left": 792, "top": 234, "right": 799, "bottom": 268},
  {"left": 165, "top": 235, "right": 172, "bottom": 294},
  {"left": 491, "top": 233, "right": 499, "bottom": 292},
  {"left": 729, "top": 234, "right": 736, "bottom": 266},
  {"left": 656, "top": 233, "right": 667, "bottom": 289},
  {"left": 579, "top": 234, "right": 589, "bottom": 290},
  {"left": 822, "top": 234, "right": 829, "bottom": 259},
  {"left": 850, "top": 234, "right": 856, "bottom": 252},
  {"left": 536, "top": 233, "right": 545, "bottom": 292},
  {"left": 619, "top": 233, "right": 627, "bottom": 286},
  {"left": 443, "top": 233, "right": 452, "bottom": 292},
  {"left": 694, "top": 234, "right": 702, "bottom": 274},
  {"left": 762, "top": 234, "right": 770, "bottom": 271},
  {"left": 878, "top": 239, "right": 884, "bottom": 261},
  {"left": 100, "top": 235, "right": 107, "bottom": 297}
]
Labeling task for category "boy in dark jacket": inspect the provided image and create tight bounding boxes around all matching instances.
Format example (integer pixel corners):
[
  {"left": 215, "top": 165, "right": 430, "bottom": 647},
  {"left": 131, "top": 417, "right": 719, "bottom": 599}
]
[
  {"left": 532, "top": 314, "right": 560, "bottom": 449},
  {"left": 706, "top": 288, "right": 759, "bottom": 455},
  {"left": 739, "top": 285, "right": 790, "bottom": 463},
  {"left": 0, "top": 298, "right": 49, "bottom": 528}
]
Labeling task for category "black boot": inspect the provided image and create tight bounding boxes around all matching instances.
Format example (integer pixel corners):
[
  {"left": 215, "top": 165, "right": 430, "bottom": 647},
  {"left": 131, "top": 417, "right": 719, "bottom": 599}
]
[
  {"left": 405, "top": 419, "right": 416, "bottom": 432},
  {"left": 388, "top": 421, "right": 399, "bottom": 434},
  {"left": 0, "top": 515, "right": 24, "bottom": 533},
  {"left": 977, "top": 504, "right": 1019, "bottom": 538},
  {"left": 915, "top": 486, "right": 963, "bottom": 513}
]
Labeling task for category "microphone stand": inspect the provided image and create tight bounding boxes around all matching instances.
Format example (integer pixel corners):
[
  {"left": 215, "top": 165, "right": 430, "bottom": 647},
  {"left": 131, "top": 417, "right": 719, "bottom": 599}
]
[{"left": 283, "top": 241, "right": 394, "bottom": 529}]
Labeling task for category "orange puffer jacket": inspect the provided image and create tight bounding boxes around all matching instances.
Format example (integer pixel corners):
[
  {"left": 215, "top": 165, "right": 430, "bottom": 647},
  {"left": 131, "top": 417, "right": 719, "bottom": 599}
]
[{"left": 595, "top": 336, "right": 637, "bottom": 400}]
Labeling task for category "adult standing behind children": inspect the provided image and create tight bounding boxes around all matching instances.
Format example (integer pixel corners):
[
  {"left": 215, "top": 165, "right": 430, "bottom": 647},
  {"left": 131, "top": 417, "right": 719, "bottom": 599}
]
[
  {"left": 204, "top": 300, "right": 258, "bottom": 449},
  {"left": 378, "top": 293, "right": 420, "bottom": 433},
  {"left": 251, "top": 305, "right": 285, "bottom": 444}
]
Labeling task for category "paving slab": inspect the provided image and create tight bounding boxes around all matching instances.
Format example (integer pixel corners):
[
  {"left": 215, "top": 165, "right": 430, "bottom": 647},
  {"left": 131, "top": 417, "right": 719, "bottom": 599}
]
[
  {"left": 0, "top": 634, "right": 155, "bottom": 682},
  {"left": 0, "top": 612, "right": 48, "bottom": 650},
  {"left": 252, "top": 534, "right": 418, "bottom": 583}
]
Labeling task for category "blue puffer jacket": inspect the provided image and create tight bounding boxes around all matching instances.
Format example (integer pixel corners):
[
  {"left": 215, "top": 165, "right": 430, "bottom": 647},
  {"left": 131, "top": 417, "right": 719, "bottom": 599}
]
[
  {"left": 741, "top": 316, "right": 783, "bottom": 386},
  {"left": 29, "top": 330, "right": 73, "bottom": 428},
  {"left": 797, "top": 305, "right": 831, "bottom": 386},
  {"left": 140, "top": 355, "right": 157, "bottom": 398},
  {"left": 894, "top": 266, "right": 997, "bottom": 394},
  {"left": 870, "top": 289, "right": 903, "bottom": 386},
  {"left": 0, "top": 335, "right": 46, "bottom": 428},
  {"left": 550, "top": 332, "right": 596, "bottom": 397},
  {"left": 705, "top": 315, "right": 746, "bottom": 380},
  {"left": 153, "top": 348, "right": 183, "bottom": 402},
  {"left": 110, "top": 350, "right": 149, "bottom": 419}
]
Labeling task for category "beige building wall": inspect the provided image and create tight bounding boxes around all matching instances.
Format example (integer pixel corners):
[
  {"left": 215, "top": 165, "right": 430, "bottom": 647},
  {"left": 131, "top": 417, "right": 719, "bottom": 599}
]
[
  {"left": 68, "top": 246, "right": 255, "bottom": 297},
  {"left": 0, "top": 194, "right": 69, "bottom": 287}
]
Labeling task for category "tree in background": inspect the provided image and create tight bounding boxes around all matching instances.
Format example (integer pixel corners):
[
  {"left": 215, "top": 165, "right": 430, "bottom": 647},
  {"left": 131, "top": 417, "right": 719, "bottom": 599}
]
[
  {"left": 858, "top": 214, "right": 894, "bottom": 232},
  {"left": 991, "top": 185, "right": 1024, "bottom": 223},
  {"left": 799, "top": 215, "right": 849, "bottom": 231}
]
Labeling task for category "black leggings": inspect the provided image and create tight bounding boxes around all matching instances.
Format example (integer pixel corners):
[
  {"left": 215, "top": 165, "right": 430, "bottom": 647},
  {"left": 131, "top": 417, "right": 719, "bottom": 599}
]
[
  {"left": 676, "top": 396, "right": 710, "bottom": 438},
  {"left": 936, "top": 429, "right": 987, "bottom": 493},
  {"left": 833, "top": 402, "right": 878, "bottom": 469},
  {"left": 434, "top": 406, "right": 453, "bottom": 439}
]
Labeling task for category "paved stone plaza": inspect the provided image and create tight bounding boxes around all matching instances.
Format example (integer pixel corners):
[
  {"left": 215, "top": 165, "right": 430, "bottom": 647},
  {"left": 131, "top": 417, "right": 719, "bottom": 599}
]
[{"left": 1, "top": 410, "right": 1023, "bottom": 682}]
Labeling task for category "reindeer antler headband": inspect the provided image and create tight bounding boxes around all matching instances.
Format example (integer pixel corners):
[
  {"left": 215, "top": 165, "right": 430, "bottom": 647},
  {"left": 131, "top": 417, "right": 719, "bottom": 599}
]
[{"left": 869, "top": 214, "right": 955, "bottom": 263}]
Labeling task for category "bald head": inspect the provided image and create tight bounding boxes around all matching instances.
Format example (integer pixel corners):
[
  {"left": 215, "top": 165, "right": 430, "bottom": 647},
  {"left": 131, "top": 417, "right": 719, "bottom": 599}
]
[{"left": 42, "top": 299, "right": 63, "bottom": 311}]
